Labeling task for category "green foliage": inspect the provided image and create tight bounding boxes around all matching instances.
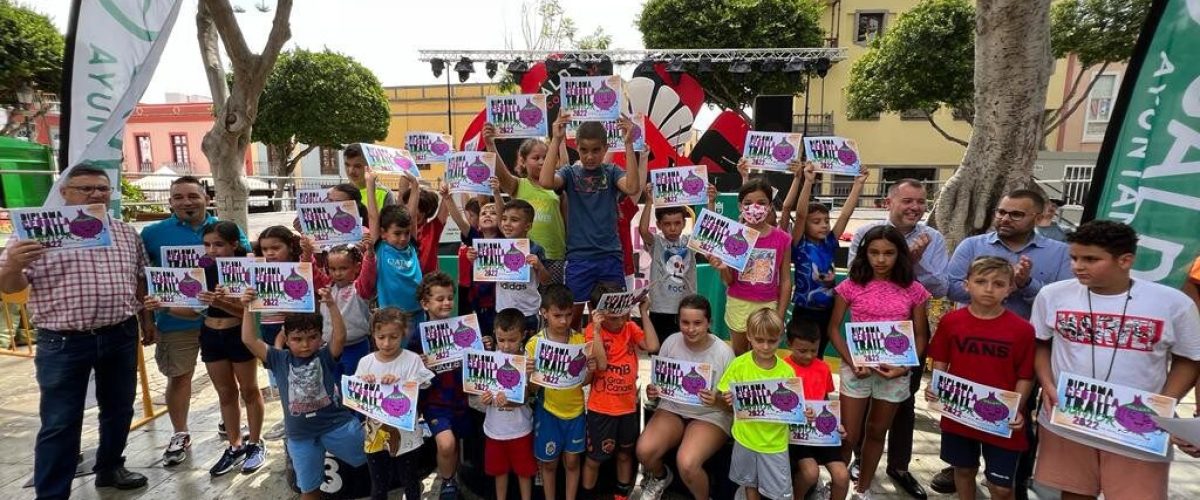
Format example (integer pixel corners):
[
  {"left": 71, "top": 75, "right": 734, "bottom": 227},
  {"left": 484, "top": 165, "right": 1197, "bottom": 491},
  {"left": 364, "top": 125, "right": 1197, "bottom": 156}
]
[
  {"left": 575, "top": 27, "right": 612, "bottom": 50},
  {"left": 1051, "top": 0, "right": 1149, "bottom": 68},
  {"left": 845, "top": 0, "right": 974, "bottom": 121},
  {"left": 252, "top": 49, "right": 389, "bottom": 165},
  {"left": 637, "top": 0, "right": 825, "bottom": 113},
  {"left": 119, "top": 177, "right": 161, "bottom": 222},
  {"left": 0, "top": 1, "right": 64, "bottom": 104}
]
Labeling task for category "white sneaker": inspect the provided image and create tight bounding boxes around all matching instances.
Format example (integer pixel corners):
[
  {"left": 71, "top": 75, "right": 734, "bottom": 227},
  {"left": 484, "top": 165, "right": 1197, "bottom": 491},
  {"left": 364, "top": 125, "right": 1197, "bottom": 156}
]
[
  {"left": 263, "top": 421, "right": 287, "bottom": 441},
  {"left": 639, "top": 465, "right": 673, "bottom": 500},
  {"left": 849, "top": 490, "right": 872, "bottom": 500},
  {"left": 813, "top": 479, "right": 831, "bottom": 500},
  {"left": 162, "top": 432, "right": 190, "bottom": 466}
]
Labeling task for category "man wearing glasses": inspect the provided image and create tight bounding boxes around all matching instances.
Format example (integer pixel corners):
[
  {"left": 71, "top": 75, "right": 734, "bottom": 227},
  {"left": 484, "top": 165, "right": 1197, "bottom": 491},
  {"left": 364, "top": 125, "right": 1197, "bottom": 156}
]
[
  {"left": 932, "top": 189, "right": 1072, "bottom": 499},
  {"left": 0, "top": 164, "right": 153, "bottom": 497}
]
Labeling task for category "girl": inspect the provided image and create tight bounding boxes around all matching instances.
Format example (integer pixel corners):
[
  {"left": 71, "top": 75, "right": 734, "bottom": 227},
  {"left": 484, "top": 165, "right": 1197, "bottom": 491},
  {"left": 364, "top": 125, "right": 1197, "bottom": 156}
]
[
  {"left": 712, "top": 177, "right": 793, "bottom": 355},
  {"left": 789, "top": 162, "right": 868, "bottom": 358},
  {"left": 143, "top": 221, "right": 267, "bottom": 475},
  {"left": 443, "top": 180, "right": 504, "bottom": 338},
  {"left": 303, "top": 239, "right": 374, "bottom": 378},
  {"left": 484, "top": 123, "right": 568, "bottom": 284},
  {"left": 827, "top": 226, "right": 930, "bottom": 499},
  {"left": 328, "top": 183, "right": 370, "bottom": 227},
  {"left": 254, "top": 224, "right": 302, "bottom": 440},
  {"left": 356, "top": 308, "right": 434, "bottom": 500},
  {"left": 636, "top": 295, "right": 735, "bottom": 500}
]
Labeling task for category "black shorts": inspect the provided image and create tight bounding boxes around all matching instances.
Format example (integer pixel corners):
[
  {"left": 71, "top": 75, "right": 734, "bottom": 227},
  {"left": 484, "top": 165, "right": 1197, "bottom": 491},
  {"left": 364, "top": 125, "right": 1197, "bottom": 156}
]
[
  {"left": 789, "top": 443, "right": 844, "bottom": 466},
  {"left": 940, "top": 431, "right": 1021, "bottom": 488},
  {"left": 200, "top": 323, "right": 255, "bottom": 363},
  {"left": 648, "top": 312, "right": 679, "bottom": 344},
  {"left": 585, "top": 412, "right": 639, "bottom": 462}
]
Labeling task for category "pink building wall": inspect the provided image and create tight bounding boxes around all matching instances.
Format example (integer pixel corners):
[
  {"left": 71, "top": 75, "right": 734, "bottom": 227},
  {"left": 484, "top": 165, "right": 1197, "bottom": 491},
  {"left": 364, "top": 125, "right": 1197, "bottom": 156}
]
[
  {"left": 121, "top": 102, "right": 253, "bottom": 175},
  {"left": 1051, "top": 54, "right": 1129, "bottom": 153}
]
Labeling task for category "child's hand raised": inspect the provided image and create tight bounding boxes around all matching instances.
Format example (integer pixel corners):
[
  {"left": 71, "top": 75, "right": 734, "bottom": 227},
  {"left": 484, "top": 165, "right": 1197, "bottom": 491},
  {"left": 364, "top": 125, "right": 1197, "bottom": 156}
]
[
  {"left": 853, "top": 167, "right": 869, "bottom": 185},
  {"left": 317, "top": 287, "right": 334, "bottom": 305},
  {"left": 736, "top": 158, "right": 750, "bottom": 182},
  {"left": 803, "top": 162, "right": 817, "bottom": 183},
  {"left": 438, "top": 183, "right": 451, "bottom": 198},
  {"left": 482, "top": 123, "right": 497, "bottom": 149},
  {"left": 299, "top": 236, "right": 317, "bottom": 260},
  {"left": 618, "top": 116, "right": 635, "bottom": 146},
  {"left": 482, "top": 336, "right": 495, "bottom": 351},
  {"left": 551, "top": 112, "right": 571, "bottom": 140},
  {"left": 488, "top": 177, "right": 501, "bottom": 193}
]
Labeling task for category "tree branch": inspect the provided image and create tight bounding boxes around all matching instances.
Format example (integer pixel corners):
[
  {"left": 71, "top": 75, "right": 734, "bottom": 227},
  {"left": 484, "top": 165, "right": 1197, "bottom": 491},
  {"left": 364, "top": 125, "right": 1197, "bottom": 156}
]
[
  {"left": 1043, "top": 61, "right": 1089, "bottom": 126},
  {"left": 925, "top": 112, "right": 969, "bottom": 146},
  {"left": 196, "top": 2, "right": 228, "bottom": 108},
  {"left": 1043, "top": 61, "right": 1109, "bottom": 136},
  {"left": 254, "top": 0, "right": 294, "bottom": 83},
  {"left": 711, "top": 78, "right": 752, "bottom": 124},
  {"left": 202, "top": 0, "right": 253, "bottom": 65},
  {"left": 287, "top": 143, "right": 318, "bottom": 168}
]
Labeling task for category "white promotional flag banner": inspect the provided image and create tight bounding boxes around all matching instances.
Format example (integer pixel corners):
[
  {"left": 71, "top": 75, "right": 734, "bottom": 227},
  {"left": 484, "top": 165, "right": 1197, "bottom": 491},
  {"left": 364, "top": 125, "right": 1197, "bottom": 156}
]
[{"left": 46, "top": 0, "right": 183, "bottom": 211}]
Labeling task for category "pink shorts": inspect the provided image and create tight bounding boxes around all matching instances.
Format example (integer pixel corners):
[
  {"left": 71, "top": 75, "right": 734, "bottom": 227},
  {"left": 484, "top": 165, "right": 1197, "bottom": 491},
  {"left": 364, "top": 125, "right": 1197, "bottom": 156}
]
[
  {"left": 485, "top": 433, "right": 537, "bottom": 478},
  {"left": 1033, "top": 425, "right": 1168, "bottom": 499}
]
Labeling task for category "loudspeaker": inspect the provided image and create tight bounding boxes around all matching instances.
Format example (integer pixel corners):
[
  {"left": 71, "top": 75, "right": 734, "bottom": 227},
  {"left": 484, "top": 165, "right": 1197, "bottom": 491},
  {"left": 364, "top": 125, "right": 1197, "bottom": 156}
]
[{"left": 753, "top": 95, "right": 794, "bottom": 133}]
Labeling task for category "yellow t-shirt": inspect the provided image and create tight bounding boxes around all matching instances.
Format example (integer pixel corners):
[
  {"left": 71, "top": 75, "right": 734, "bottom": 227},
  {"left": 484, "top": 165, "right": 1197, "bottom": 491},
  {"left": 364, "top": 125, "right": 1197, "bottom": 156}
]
[
  {"left": 717, "top": 352, "right": 796, "bottom": 453},
  {"left": 526, "top": 330, "right": 587, "bottom": 419}
]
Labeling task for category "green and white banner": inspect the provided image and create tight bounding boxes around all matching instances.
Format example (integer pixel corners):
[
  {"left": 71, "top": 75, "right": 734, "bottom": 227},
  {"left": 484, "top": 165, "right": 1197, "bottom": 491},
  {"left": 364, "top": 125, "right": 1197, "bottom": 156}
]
[
  {"left": 1084, "top": 0, "right": 1200, "bottom": 287},
  {"left": 48, "top": 0, "right": 183, "bottom": 212}
]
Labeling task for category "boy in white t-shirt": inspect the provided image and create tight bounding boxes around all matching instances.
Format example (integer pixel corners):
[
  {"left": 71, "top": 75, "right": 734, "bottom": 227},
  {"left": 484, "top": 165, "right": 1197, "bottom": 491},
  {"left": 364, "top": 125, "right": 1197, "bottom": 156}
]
[
  {"left": 474, "top": 309, "right": 537, "bottom": 500},
  {"left": 1031, "top": 220, "right": 1200, "bottom": 500}
]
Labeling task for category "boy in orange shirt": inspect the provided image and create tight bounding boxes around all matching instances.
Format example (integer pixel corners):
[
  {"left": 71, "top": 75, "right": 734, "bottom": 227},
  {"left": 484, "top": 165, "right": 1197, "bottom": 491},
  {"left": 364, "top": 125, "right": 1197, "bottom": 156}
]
[
  {"left": 582, "top": 283, "right": 661, "bottom": 499},
  {"left": 784, "top": 318, "right": 848, "bottom": 500}
]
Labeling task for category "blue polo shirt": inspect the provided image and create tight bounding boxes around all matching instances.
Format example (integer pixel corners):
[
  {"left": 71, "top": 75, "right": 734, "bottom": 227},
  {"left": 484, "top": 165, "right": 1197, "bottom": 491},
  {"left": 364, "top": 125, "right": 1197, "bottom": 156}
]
[{"left": 141, "top": 214, "right": 251, "bottom": 333}]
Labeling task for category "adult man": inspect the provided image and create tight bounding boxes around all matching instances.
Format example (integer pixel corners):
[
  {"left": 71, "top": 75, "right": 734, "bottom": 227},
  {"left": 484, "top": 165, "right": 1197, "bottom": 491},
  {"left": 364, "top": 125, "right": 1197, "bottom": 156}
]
[
  {"left": 932, "top": 189, "right": 1072, "bottom": 497},
  {"left": 0, "top": 164, "right": 151, "bottom": 498},
  {"left": 342, "top": 144, "right": 396, "bottom": 210},
  {"left": 140, "top": 176, "right": 253, "bottom": 470},
  {"left": 1034, "top": 198, "right": 1069, "bottom": 242},
  {"left": 847, "top": 178, "right": 949, "bottom": 499}
]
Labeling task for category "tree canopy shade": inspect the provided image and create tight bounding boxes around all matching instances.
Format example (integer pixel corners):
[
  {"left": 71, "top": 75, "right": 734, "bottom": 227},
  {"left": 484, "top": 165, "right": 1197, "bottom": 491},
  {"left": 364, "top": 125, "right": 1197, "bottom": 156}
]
[
  {"left": 0, "top": 0, "right": 64, "bottom": 135},
  {"left": 637, "top": 0, "right": 825, "bottom": 121}
]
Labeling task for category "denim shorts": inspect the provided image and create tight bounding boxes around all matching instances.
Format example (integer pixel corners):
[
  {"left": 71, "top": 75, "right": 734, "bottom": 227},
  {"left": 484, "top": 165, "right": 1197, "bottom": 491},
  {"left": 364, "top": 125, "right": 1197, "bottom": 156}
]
[
  {"left": 286, "top": 418, "right": 368, "bottom": 493},
  {"left": 838, "top": 363, "right": 911, "bottom": 403}
]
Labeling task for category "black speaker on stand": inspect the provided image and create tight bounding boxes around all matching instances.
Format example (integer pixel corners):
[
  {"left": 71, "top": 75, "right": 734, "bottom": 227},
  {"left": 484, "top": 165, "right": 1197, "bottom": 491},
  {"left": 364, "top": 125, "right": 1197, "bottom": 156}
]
[{"left": 752, "top": 95, "right": 797, "bottom": 206}]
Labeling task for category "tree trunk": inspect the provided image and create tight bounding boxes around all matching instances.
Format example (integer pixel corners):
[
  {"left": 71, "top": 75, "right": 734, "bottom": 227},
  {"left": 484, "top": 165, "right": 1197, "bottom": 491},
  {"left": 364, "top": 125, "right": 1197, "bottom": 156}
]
[{"left": 934, "top": 0, "right": 1053, "bottom": 249}]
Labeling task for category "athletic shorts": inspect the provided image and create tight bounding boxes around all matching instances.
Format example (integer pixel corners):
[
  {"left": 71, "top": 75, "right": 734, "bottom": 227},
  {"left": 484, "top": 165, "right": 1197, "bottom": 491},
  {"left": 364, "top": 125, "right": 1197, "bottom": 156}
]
[
  {"left": 940, "top": 431, "right": 1021, "bottom": 488},
  {"left": 1033, "top": 425, "right": 1168, "bottom": 499},
  {"left": 789, "top": 443, "right": 844, "bottom": 466},
  {"left": 730, "top": 441, "right": 792, "bottom": 500},
  {"left": 585, "top": 411, "right": 639, "bottom": 462},
  {"left": 200, "top": 324, "right": 255, "bottom": 363},
  {"left": 565, "top": 256, "right": 625, "bottom": 304},
  {"left": 425, "top": 406, "right": 474, "bottom": 439},
  {"left": 533, "top": 403, "right": 586, "bottom": 461},
  {"left": 485, "top": 433, "right": 538, "bottom": 477}
]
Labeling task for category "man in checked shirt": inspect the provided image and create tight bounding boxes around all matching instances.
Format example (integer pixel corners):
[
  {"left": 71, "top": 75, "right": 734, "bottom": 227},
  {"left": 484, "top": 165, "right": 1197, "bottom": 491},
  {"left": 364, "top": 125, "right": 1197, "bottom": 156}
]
[{"left": 0, "top": 164, "right": 156, "bottom": 499}]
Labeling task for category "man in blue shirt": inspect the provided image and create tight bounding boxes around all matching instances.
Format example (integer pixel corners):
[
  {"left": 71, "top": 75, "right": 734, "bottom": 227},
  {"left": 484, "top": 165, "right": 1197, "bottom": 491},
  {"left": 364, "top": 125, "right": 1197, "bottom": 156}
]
[{"left": 141, "top": 176, "right": 250, "bottom": 467}]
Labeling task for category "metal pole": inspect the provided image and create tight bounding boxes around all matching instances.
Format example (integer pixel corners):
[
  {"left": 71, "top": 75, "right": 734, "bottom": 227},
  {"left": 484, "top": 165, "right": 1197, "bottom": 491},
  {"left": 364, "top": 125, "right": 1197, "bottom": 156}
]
[
  {"left": 803, "top": 74, "right": 811, "bottom": 135},
  {"left": 445, "top": 70, "right": 453, "bottom": 137}
]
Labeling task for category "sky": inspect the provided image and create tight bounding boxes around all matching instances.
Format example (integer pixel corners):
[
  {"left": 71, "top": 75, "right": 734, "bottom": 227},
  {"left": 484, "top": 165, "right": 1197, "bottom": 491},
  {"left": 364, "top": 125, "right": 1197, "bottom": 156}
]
[{"left": 36, "top": 0, "right": 650, "bottom": 101}]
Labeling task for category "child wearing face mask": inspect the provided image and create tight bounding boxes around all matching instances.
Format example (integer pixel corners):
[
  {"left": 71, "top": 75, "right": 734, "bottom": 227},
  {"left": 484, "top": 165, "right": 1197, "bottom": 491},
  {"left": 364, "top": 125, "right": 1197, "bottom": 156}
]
[{"left": 709, "top": 177, "right": 794, "bottom": 355}]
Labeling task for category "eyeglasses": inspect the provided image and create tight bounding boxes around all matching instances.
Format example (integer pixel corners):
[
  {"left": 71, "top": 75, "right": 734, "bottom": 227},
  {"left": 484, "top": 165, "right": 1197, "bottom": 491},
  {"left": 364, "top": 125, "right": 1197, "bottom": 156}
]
[
  {"left": 66, "top": 185, "right": 113, "bottom": 195},
  {"left": 994, "top": 209, "right": 1028, "bottom": 221}
]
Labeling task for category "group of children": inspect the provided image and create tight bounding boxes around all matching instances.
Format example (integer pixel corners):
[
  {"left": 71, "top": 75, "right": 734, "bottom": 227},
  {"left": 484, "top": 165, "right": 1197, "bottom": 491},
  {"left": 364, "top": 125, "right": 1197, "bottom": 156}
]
[{"left": 143, "top": 107, "right": 1199, "bottom": 500}]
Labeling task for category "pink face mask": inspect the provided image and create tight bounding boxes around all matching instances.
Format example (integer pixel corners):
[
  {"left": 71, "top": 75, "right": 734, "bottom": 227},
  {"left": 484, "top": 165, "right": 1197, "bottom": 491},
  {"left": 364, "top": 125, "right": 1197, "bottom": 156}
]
[{"left": 742, "top": 203, "right": 769, "bottom": 224}]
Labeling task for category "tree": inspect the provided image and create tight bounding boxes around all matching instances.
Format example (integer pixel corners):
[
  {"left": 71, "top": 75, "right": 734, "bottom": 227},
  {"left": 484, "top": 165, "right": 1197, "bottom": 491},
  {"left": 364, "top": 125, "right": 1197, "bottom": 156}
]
[
  {"left": 253, "top": 49, "right": 389, "bottom": 203},
  {"left": 637, "top": 0, "right": 825, "bottom": 122},
  {"left": 0, "top": 1, "right": 64, "bottom": 136},
  {"left": 933, "top": 0, "right": 1054, "bottom": 247},
  {"left": 846, "top": 0, "right": 1148, "bottom": 146},
  {"left": 196, "top": 0, "right": 293, "bottom": 231}
]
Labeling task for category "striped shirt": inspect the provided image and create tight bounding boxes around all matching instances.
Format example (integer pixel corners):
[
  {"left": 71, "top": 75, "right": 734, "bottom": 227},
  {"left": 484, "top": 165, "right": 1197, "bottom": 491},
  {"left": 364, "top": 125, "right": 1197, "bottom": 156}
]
[{"left": 0, "top": 220, "right": 148, "bottom": 331}]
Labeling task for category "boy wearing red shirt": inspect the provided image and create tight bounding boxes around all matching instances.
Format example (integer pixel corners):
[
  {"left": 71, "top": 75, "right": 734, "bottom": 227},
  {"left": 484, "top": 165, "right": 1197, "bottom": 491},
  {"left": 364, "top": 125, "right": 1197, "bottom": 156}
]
[
  {"left": 784, "top": 319, "right": 849, "bottom": 500},
  {"left": 926, "top": 257, "right": 1035, "bottom": 500}
]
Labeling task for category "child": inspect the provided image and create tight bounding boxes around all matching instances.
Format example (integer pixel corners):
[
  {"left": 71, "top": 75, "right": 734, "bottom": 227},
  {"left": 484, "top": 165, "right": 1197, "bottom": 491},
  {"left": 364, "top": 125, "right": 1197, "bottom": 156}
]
[
  {"left": 582, "top": 283, "right": 661, "bottom": 499},
  {"left": 239, "top": 288, "right": 366, "bottom": 500},
  {"left": 789, "top": 163, "right": 868, "bottom": 358},
  {"left": 356, "top": 307, "right": 434, "bottom": 500},
  {"left": 144, "top": 221, "right": 266, "bottom": 475},
  {"left": 711, "top": 177, "right": 793, "bottom": 355},
  {"left": 445, "top": 181, "right": 506, "bottom": 338},
  {"left": 253, "top": 225, "right": 303, "bottom": 441},
  {"left": 457, "top": 197, "right": 482, "bottom": 314},
  {"left": 525, "top": 284, "right": 590, "bottom": 500},
  {"left": 485, "top": 125, "right": 568, "bottom": 285},
  {"left": 924, "top": 257, "right": 1034, "bottom": 500},
  {"left": 1031, "top": 221, "right": 1200, "bottom": 499},
  {"left": 409, "top": 272, "right": 474, "bottom": 499},
  {"left": 402, "top": 176, "right": 450, "bottom": 275},
  {"left": 784, "top": 319, "right": 848, "bottom": 500},
  {"left": 536, "top": 113, "right": 642, "bottom": 323},
  {"left": 494, "top": 199, "right": 549, "bottom": 334},
  {"left": 636, "top": 295, "right": 734, "bottom": 500},
  {"left": 638, "top": 185, "right": 717, "bottom": 344},
  {"left": 303, "top": 240, "right": 374, "bottom": 377},
  {"left": 827, "top": 225, "right": 931, "bottom": 499},
  {"left": 717, "top": 308, "right": 796, "bottom": 500},
  {"left": 364, "top": 172, "right": 423, "bottom": 319},
  {"left": 477, "top": 308, "right": 538, "bottom": 500}
]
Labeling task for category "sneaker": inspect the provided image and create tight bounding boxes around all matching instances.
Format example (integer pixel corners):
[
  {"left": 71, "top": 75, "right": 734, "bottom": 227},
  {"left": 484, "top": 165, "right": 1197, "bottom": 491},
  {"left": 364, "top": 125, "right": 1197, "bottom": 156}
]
[
  {"left": 263, "top": 421, "right": 287, "bottom": 441},
  {"left": 162, "top": 432, "right": 190, "bottom": 466},
  {"left": 209, "top": 446, "right": 246, "bottom": 477},
  {"left": 816, "top": 480, "right": 832, "bottom": 500},
  {"left": 404, "top": 478, "right": 423, "bottom": 500},
  {"left": 929, "top": 466, "right": 956, "bottom": 494},
  {"left": 849, "top": 459, "right": 861, "bottom": 482},
  {"left": 439, "top": 476, "right": 459, "bottom": 500},
  {"left": 640, "top": 465, "right": 673, "bottom": 500},
  {"left": 240, "top": 442, "right": 267, "bottom": 473},
  {"left": 217, "top": 423, "right": 251, "bottom": 443},
  {"left": 850, "top": 490, "right": 872, "bottom": 500}
]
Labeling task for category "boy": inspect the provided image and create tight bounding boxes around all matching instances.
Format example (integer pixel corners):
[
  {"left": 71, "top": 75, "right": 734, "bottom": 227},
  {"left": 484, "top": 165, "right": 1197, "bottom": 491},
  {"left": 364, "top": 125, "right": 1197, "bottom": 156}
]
[
  {"left": 536, "top": 112, "right": 642, "bottom": 323},
  {"left": 582, "top": 283, "right": 661, "bottom": 499},
  {"left": 238, "top": 289, "right": 366, "bottom": 500},
  {"left": 1032, "top": 221, "right": 1200, "bottom": 499},
  {"left": 926, "top": 257, "right": 1035, "bottom": 500},
  {"left": 457, "top": 197, "right": 482, "bottom": 316},
  {"left": 638, "top": 184, "right": 717, "bottom": 343},
  {"left": 784, "top": 319, "right": 847, "bottom": 500},
  {"left": 364, "top": 172, "right": 422, "bottom": 316},
  {"left": 526, "top": 284, "right": 591, "bottom": 500},
  {"left": 478, "top": 308, "right": 538, "bottom": 500},
  {"left": 403, "top": 178, "right": 450, "bottom": 274},
  {"left": 343, "top": 143, "right": 397, "bottom": 210},
  {"left": 718, "top": 308, "right": 795, "bottom": 500},
  {"left": 495, "top": 199, "right": 550, "bottom": 334}
]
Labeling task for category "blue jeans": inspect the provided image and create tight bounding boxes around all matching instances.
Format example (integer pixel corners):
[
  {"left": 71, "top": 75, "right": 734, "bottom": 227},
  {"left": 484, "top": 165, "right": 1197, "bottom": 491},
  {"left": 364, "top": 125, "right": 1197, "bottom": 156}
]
[{"left": 34, "top": 317, "right": 139, "bottom": 500}]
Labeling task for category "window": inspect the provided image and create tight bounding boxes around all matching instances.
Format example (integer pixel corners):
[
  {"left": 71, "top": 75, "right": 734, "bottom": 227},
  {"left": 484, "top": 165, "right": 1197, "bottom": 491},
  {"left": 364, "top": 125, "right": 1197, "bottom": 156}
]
[
  {"left": 265, "top": 145, "right": 281, "bottom": 175},
  {"left": 1083, "top": 74, "right": 1118, "bottom": 141},
  {"left": 854, "top": 12, "right": 886, "bottom": 45},
  {"left": 135, "top": 134, "right": 153, "bottom": 172},
  {"left": 170, "top": 133, "right": 190, "bottom": 164},
  {"left": 1062, "top": 164, "right": 1094, "bottom": 206},
  {"left": 319, "top": 146, "right": 339, "bottom": 175}
]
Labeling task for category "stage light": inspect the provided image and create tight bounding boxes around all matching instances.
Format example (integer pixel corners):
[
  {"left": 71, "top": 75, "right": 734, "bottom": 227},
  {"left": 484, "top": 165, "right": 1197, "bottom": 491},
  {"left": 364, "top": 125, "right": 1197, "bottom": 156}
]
[
  {"left": 567, "top": 54, "right": 587, "bottom": 73},
  {"left": 430, "top": 58, "right": 445, "bottom": 78},
  {"left": 485, "top": 60, "right": 498, "bottom": 79},
  {"left": 697, "top": 56, "right": 714, "bottom": 73},
  {"left": 813, "top": 57, "right": 831, "bottom": 78},
  {"left": 666, "top": 56, "right": 686, "bottom": 75},
  {"left": 760, "top": 58, "right": 781, "bottom": 73},
  {"left": 783, "top": 56, "right": 806, "bottom": 83},
  {"left": 506, "top": 59, "right": 529, "bottom": 82},
  {"left": 454, "top": 57, "right": 474, "bottom": 83},
  {"left": 728, "top": 58, "right": 752, "bottom": 79}
]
